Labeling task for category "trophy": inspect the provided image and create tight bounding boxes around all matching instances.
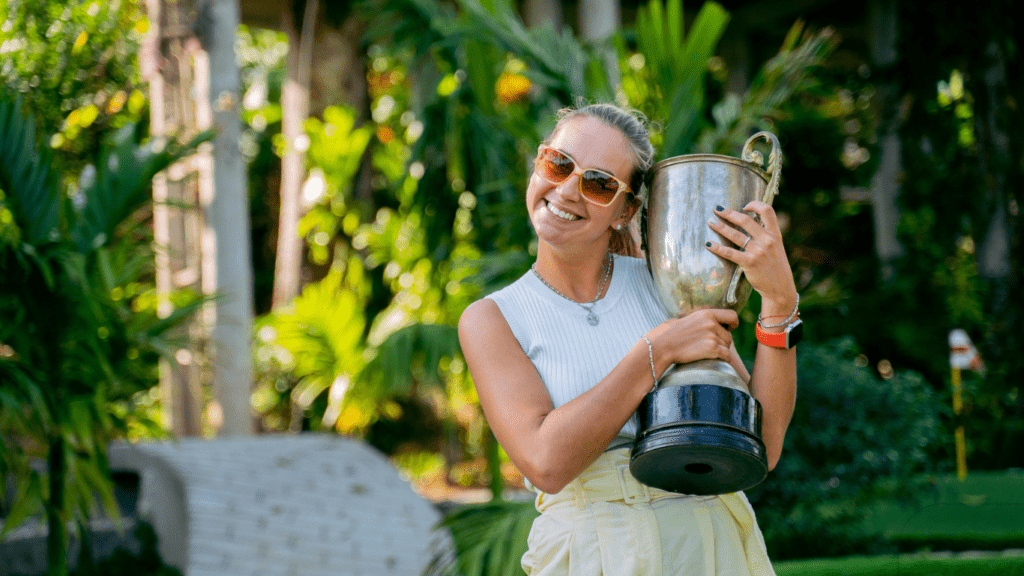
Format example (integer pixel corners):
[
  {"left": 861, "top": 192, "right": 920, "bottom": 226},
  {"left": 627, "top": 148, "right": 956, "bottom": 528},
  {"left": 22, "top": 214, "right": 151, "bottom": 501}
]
[{"left": 630, "top": 132, "right": 782, "bottom": 496}]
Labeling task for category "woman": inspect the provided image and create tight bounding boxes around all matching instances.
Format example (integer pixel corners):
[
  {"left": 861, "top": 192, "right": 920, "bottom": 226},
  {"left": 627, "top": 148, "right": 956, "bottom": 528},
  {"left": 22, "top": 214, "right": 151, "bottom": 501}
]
[{"left": 458, "top": 103, "right": 798, "bottom": 575}]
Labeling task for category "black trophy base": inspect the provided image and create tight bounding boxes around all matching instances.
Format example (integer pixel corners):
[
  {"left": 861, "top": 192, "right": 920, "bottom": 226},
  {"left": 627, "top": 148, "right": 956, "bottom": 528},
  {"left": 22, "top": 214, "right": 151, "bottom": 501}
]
[{"left": 630, "top": 384, "right": 768, "bottom": 496}]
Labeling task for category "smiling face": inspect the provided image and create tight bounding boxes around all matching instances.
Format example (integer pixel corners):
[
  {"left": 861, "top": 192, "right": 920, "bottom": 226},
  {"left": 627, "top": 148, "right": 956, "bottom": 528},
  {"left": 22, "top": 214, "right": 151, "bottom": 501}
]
[{"left": 527, "top": 116, "right": 637, "bottom": 255}]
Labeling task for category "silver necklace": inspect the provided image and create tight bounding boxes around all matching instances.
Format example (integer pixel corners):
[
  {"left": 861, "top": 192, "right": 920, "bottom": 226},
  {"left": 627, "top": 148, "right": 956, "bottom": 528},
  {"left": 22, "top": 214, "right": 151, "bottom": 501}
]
[{"left": 532, "top": 253, "right": 612, "bottom": 326}]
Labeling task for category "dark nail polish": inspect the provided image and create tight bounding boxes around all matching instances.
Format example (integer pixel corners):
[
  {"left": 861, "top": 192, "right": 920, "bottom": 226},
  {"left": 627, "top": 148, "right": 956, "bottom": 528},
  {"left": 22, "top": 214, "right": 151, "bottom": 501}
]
[
  {"left": 715, "top": 205, "right": 725, "bottom": 212},
  {"left": 705, "top": 241, "right": 712, "bottom": 247}
]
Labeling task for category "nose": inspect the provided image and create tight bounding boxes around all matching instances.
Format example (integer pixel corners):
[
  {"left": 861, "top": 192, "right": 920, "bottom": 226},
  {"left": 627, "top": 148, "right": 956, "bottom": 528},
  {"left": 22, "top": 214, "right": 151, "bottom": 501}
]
[{"left": 555, "top": 172, "right": 583, "bottom": 202}]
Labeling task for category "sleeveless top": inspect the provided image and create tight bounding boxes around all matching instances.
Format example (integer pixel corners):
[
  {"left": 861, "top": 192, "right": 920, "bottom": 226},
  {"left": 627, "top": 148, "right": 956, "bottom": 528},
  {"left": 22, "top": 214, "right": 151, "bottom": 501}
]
[{"left": 486, "top": 254, "right": 670, "bottom": 437}]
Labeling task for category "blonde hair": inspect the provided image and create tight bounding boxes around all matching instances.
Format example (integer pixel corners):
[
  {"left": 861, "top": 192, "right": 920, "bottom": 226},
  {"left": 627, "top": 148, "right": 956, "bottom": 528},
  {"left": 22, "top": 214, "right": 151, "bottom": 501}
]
[{"left": 548, "top": 103, "right": 655, "bottom": 257}]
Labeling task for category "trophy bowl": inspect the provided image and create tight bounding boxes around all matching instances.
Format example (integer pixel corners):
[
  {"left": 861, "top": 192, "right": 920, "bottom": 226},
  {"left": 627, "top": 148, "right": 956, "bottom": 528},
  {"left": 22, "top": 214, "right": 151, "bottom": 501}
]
[{"left": 630, "top": 132, "right": 781, "bottom": 496}]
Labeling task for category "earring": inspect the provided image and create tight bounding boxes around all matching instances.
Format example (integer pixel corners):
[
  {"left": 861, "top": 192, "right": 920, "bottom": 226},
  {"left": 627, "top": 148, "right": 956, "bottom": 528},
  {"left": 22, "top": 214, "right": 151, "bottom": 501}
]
[{"left": 615, "top": 224, "right": 624, "bottom": 231}]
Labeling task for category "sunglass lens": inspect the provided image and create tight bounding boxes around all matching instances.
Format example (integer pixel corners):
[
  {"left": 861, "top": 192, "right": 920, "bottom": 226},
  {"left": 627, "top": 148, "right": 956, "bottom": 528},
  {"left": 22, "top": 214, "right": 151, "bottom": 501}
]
[
  {"left": 539, "top": 148, "right": 574, "bottom": 182},
  {"left": 580, "top": 171, "right": 620, "bottom": 205}
]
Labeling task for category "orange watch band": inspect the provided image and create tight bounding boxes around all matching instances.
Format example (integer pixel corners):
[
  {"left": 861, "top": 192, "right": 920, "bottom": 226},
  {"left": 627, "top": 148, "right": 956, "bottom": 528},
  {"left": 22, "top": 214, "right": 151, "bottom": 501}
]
[{"left": 756, "top": 318, "right": 803, "bottom": 349}]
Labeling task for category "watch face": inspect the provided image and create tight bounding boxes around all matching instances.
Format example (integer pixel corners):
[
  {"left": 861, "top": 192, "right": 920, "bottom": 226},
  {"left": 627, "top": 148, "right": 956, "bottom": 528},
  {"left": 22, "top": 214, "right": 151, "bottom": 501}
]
[{"left": 786, "top": 319, "right": 804, "bottom": 348}]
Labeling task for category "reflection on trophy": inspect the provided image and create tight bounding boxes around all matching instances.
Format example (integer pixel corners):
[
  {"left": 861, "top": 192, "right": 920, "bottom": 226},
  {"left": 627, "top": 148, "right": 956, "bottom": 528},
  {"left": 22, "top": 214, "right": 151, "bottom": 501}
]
[{"left": 630, "top": 132, "right": 782, "bottom": 496}]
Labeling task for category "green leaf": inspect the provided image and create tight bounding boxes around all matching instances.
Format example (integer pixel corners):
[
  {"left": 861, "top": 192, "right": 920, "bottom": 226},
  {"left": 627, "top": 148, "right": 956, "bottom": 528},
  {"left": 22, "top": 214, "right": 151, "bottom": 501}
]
[
  {"left": 429, "top": 500, "right": 538, "bottom": 576},
  {"left": 69, "top": 399, "right": 98, "bottom": 454},
  {"left": 359, "top": 323, "right": 461, "bottom": 400},
  {"left": 77, "top": 454, "right": 122, "bottom": 531},
  {"left": 72, "top": 126, "right": 213, "bottom": 252},
  {"left": 0, "top": 95, "right": 61, "bottom": 245},
  {"left": 666, "top": 0, "right": 683, "bottom": 55},
  {"left": 0, "top": 471, "right": 43, "bottom": 540},
  {"left": 630, "top": 0, "right": 730, "bottom": 157}
]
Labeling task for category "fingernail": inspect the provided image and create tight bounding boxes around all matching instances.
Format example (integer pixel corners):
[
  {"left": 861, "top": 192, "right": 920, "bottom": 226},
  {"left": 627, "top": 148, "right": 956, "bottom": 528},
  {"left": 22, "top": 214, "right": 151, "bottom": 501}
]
[
  {"left": 715, "top": 205, "right": 725, "bottom": 212},
  {"left": 705, "top": 241, "right": 712, "bottom": 247}
]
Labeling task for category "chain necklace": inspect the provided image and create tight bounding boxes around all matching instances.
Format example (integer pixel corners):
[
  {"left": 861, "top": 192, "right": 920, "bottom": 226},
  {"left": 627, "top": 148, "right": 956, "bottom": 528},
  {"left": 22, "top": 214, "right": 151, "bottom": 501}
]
[{"left": 531, "top": 253, "right": 612, "bottom": 326}]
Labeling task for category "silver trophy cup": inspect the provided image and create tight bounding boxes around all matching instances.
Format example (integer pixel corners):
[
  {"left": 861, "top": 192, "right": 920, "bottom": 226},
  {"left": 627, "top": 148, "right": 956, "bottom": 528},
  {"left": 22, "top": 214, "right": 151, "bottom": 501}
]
[{"left": 630, "top": 132, "right": 782, "bottom": 495}]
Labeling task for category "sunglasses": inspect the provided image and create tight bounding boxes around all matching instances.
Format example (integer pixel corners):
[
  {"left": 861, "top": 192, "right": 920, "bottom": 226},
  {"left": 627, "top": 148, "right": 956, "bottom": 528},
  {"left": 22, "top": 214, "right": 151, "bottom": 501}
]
[{"left": 534, "top": 146, "right": 632, "bottom": 207}]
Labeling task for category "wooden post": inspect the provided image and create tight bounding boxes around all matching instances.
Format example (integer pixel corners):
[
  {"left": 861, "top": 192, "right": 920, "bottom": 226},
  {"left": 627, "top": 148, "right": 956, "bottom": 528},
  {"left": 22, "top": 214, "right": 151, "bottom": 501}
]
[
  {"left": 144, "top": 0, "right": 204, "bottom": 437},
  {"left": 950, "top": 366, "right": 967, "bottom": 481}
]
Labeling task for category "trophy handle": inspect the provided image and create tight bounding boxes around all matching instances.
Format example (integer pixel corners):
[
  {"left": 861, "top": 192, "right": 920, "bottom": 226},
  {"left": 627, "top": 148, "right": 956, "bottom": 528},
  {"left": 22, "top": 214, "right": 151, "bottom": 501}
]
[
  {"left": 741, "top": 131, "right": 782, "bottom": 206},
  {"left": 725, "top": 132, "right": 783, "bottom": 305}
]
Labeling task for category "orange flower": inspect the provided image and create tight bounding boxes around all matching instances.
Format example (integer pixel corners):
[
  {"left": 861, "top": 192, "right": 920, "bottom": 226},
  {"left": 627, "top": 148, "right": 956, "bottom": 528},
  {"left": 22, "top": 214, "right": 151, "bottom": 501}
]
[{"left": 496, "top": 72, "right": 531, "bottom": 103}]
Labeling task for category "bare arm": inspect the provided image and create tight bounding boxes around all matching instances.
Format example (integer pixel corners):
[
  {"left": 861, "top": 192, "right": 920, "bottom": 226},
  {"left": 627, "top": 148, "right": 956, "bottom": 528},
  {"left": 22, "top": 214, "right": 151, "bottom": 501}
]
[
  {"left": 749, "top": 338, "right": 797, "bottom": 470},
  {"left": 707, "top": 201, "right": 799, "bottom": 470},
  {"left": 460, "top": 298, "right": 740, "bottom": 494}
]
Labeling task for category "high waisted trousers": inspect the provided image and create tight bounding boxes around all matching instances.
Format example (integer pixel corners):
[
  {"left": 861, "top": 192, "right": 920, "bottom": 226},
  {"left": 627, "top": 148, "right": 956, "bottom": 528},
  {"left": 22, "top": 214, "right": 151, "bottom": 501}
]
[{"left": 521, "top": 448, "right": 776, "bottom": 576}]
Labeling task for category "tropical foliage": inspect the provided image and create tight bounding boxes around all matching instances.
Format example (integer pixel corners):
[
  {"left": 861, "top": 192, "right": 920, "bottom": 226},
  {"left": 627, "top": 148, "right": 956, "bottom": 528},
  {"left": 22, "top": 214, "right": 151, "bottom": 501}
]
[
  {"left": 236, "top": 0, "right": 848, "bottom": 573},
  {"left": 246, "top": 0, "right": 838, "bottom": 482},
  {"left": 2, "top": 0, "right": 1020, "bottom": 572},
  {"left": 0, "top": 94, "right": 207, "bottom": 575},
  {"left": 748, "top": 338, "right": 945, "bottom": 560},
  {"left": 0, "top": 0, "right": 149, "bottom": 183}
]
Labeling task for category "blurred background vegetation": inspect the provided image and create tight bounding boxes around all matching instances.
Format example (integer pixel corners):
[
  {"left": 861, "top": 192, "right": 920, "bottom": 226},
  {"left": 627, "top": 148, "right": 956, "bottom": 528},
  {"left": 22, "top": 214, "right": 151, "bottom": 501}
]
[{"left": 1, "top": 0, "right": 1021, "bottom": 573}]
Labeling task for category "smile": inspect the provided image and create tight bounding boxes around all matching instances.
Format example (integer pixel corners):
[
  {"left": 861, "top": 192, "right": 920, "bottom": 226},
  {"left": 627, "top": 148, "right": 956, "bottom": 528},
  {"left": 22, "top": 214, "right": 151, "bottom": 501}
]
[{"left": 545, "top": 200, "right": 580, "bottom": 221}]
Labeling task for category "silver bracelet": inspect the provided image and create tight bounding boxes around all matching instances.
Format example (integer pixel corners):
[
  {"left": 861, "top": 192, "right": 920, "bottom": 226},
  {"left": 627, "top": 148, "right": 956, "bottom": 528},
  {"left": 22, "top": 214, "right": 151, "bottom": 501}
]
[
  {"left": 641, "top": 335, "right": 658, "bottom": 390},
  {"left": 757, "top": 293, "right": 800, "bottom": 328}
]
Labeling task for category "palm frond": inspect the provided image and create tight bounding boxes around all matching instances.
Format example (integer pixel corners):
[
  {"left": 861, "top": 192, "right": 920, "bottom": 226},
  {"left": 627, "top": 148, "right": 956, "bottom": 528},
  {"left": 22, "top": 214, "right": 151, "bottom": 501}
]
[
  {"left": 426, "top": 500, "right": 538, "bottom": 576},
  {"left": 633, "top": 0, "right": 730, "bottom": 158},
  {"left": 0, "top": 94, "right": 60, "bottom": 245},
  {"left": 699, "top": 22, "right": 839, "bottom": 155},
  {"left": 360, "top": 323, "right": 462, "bottom": 399},
  {"left": 72, "top": 125, "right": 213, "bottom": 252}
]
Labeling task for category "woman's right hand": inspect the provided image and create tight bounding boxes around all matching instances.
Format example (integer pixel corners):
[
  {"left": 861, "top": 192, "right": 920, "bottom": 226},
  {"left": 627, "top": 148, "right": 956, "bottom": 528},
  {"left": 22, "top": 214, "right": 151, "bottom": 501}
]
[{"left": 645, "top": 308, "right": 739, "bottom": 372}]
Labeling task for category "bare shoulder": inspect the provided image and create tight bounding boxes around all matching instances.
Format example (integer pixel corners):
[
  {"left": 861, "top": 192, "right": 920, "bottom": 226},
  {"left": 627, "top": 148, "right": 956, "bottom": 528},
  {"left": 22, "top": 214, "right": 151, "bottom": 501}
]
[
  {"left": 458, "top": 298, "right": 508, "bottom": 343},
  {"left": 458, "top": 297, "right": 527, "bottom": 374}
]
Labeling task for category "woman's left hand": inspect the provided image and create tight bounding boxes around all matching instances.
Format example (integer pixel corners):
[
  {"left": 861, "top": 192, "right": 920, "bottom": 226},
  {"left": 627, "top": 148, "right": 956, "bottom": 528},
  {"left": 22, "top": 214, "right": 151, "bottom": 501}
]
[{"left": 705, "top": 201, "right": 797, "bottom": 309}]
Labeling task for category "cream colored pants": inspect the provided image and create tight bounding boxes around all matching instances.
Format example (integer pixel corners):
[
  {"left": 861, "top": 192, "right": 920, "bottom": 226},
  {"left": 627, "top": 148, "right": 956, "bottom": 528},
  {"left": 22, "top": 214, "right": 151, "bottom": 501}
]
[{"left": 521, "top": 449, "right": 776, "bottom": 576}]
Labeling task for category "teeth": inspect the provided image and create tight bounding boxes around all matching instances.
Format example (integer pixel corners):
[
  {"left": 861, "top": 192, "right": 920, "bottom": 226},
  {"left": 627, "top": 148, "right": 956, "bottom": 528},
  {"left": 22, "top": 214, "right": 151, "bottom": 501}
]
[{"left": 547, "top": 201, "right": 579, "bottom": 221}]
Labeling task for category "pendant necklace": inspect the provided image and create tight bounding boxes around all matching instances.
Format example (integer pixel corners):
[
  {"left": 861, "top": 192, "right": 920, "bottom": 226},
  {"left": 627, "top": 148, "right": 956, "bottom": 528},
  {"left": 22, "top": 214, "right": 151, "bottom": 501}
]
[{"left": 531, "top": 253, "right": 612, "bottom": 326}]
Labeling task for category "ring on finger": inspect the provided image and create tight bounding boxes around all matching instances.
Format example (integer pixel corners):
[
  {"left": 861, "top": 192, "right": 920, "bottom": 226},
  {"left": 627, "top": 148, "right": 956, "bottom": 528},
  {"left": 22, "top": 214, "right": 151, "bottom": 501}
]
[{"left": 741, "top": 235, "right": 751, "bottom": 250}]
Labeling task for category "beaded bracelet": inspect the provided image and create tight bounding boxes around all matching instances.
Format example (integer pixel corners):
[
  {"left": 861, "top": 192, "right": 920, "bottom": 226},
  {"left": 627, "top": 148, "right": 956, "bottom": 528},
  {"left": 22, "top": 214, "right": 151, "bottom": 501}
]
[
  {"left": 757, "top": 293, "right": 800, "bottom": 328},
  {"left": 641, "top": 335, "right": 658, "bottom": 391}
]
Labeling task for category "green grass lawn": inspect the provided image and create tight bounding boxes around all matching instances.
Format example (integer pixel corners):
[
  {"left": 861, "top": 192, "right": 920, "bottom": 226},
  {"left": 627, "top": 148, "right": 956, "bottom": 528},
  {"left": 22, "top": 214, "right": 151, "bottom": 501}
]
[
  {"left": 774, "top": 471, "right": 1024, "bottom": 574},
  {"left": 864, "top": 470, "right": 1024, "bottom": 549},
  {"left": 775, "top": 553, "right": 1024, "bottom": 576}
]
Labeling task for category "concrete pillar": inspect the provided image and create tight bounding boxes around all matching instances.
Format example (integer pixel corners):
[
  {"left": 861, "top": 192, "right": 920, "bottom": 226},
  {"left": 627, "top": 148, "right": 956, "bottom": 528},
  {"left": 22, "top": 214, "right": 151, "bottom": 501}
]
[
  {"left": 196, "top": 0, "right": 255, "bottom": 436},
  {"left": 579, "top": 0, "right": 619, "bottom": 41},
  {"left": 524, "top": 0, "right": 563, "bottom": 30}
]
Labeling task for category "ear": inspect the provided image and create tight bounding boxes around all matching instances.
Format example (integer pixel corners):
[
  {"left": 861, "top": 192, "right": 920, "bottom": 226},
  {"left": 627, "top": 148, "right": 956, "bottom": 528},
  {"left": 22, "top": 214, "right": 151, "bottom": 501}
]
[{"left": 617, "top": 195, "right": 640, "bottom": 226}]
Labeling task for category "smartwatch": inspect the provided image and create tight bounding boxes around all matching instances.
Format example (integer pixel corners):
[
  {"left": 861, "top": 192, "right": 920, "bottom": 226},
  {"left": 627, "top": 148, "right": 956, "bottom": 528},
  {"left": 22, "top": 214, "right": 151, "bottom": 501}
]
[{"left": 756, "top": 318, "right": 803, "bottom": 349}]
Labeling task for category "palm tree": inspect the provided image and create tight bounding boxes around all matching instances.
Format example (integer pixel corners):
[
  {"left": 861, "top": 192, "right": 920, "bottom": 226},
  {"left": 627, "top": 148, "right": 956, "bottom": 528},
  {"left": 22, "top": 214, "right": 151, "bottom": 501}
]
[{"left": 0, "top": 94, "right": 207, "bottom": 576}]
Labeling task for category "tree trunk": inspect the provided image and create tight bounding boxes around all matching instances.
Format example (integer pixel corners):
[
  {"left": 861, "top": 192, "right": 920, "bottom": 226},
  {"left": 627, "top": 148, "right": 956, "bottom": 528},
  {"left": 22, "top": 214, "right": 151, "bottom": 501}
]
[
  {"left": 972, "top": 38, "right": 1022, "bottom": 467},
  {"left": 867, "top": 0, "right": 904, "bottom": 282},
  {"left": 975, "top": 40, "right": 1012, "bottom": 283},
  {"left": 296, "top": 11, "right": 373, "bottom": 284},
  {"left": 485, "top": 427, "right": 504, "bottom": 502},
  {"left": 46, "top": 436, "right": 66, "bottom": 576},
  {"left": 196, "top": 0, "right": 255, "bottom": 436},
  {"left": 523, "top": 0, "right": 562, "bottom": 30},
  {"left": 273, "top": 0, "right": 318, "bottom": 311},
  {"left": 578, "top": 0, "right": 620, "bottom": 84}
]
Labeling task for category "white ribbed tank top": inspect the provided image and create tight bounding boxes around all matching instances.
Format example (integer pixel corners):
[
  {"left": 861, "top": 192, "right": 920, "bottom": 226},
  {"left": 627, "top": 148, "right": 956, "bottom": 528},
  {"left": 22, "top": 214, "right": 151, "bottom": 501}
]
[{"left": 486, "top": 254, "right": 670, "bottom": 437}]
